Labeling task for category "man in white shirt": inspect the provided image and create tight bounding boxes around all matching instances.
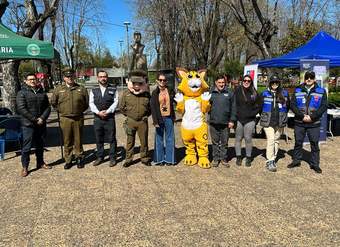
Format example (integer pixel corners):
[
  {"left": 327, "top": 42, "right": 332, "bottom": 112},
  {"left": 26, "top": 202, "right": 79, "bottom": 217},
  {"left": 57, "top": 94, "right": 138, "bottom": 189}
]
[{"left": 89, "top": 70, "right": 119, "bottom": 167}]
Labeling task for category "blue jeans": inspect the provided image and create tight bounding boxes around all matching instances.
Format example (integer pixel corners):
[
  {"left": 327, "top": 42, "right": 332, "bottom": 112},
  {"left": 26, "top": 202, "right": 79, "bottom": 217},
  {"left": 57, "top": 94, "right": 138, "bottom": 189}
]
[{"left": 153, "top": 117, "right": 175, "bottom": 164}]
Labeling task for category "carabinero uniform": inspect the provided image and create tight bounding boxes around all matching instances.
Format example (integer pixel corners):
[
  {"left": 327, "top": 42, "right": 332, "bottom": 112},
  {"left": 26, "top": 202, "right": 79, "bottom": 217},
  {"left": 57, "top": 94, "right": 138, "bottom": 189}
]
[
  {"left": 290, "top": 84, "right": 327, "bottom": 168},
  {"left": 119, "top": 89, "right": 151, "bottom": 164},
  {"left": 89, "top": 85, "right": 118, "bottom": 162},
  {"left": 50, "top": 83, "right": 89, "bottom": 164}
]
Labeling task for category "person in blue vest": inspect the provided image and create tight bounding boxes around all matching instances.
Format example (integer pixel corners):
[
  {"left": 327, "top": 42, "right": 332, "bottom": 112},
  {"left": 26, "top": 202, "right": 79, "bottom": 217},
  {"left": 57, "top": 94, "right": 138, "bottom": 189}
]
[
  {"left": 259, "top": 75, "right": 290, "bottom": 172},
  {"left": 288, "top": 71, "right": 327, "bottom": 173},
  {"left": 89, "top": 70, "right": 119, "bottom": 167}
]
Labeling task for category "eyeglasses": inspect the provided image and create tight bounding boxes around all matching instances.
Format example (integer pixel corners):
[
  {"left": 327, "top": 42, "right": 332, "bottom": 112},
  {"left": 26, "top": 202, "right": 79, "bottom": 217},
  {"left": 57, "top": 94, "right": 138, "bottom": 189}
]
[{"left": 158, "top": 79, "right": 167, "bottom": 82}]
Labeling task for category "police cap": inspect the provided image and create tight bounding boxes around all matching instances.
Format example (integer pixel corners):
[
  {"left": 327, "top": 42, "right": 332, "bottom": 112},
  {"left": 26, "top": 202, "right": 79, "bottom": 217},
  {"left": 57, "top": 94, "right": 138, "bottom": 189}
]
[{"left": 63, "top": 68, "right": 75, "bottom": 77}]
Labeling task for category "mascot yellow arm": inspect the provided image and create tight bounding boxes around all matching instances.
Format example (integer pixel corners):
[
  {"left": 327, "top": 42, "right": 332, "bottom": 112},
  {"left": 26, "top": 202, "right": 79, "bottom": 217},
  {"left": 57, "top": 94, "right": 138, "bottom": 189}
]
[
  {"left": 176, "top": 101, "right": 185, "bottom": 114},
  {"left": 201, "top": 99, "right": 211, "bottom": 113}
]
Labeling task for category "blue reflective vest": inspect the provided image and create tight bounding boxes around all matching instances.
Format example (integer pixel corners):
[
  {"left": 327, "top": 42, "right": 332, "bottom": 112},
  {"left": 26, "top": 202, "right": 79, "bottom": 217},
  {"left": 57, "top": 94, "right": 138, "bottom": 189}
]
[
  {"left": 260, "top": 89, "right": 289, "bottom": 127},
  {"left": 294, "top": 86, "right": 325, "bottom": 115}
]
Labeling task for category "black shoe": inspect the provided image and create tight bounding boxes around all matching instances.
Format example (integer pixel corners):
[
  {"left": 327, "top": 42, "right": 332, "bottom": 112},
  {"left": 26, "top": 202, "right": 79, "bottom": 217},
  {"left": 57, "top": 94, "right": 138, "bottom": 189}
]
[
  {"left": 142, "top": 160, "right": 151, "bottom": 166},
  {"left": 287, "top": 161, "right": 301, "bottom": 169},
  {"left": 245, "top": 157, "right": 253, "bottom": 167},
  {"left": 123, "top": 160, "right": 133, "bottom": 167},
  {"left": 109, "top": 159, "right": 117, "bottom": 167},
  {"left": 93, "top": 158, "right": 103, "bottom": 166},
  {"left": 236, "top": 156, "right": 242, "bottom": 166},
  {"left": 64, "top": 162, "right": 73, "bottom": 170},
  {"left": 76, "top": 158, "right": 84, "bottom": 169},
  {"left": 221, "top": 159, "right": 230, "bottom": 168},
  {"left": 211, "top": 160, "right": 219, "bottom": 167},
  {"left": 311, "top": 166, "right": 322, "bottom": 174}
]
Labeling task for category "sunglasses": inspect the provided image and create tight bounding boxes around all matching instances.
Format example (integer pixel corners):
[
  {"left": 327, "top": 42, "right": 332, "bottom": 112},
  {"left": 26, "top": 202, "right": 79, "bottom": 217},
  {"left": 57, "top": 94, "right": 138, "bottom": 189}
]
[
  {"left": 243, "top": 79, "right": 251, "bottom": 82},
  {"left": 158, "top": 79, "right": 167, "bottom": 82},
  {"left": 305, "top": 77, "right": 315, "bottom": 80}
]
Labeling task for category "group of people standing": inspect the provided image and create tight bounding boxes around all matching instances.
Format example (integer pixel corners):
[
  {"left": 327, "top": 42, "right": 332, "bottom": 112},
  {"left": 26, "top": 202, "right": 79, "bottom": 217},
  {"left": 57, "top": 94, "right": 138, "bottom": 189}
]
[{"left": 15, "top": 68, "right": 327, "bottom": 177}]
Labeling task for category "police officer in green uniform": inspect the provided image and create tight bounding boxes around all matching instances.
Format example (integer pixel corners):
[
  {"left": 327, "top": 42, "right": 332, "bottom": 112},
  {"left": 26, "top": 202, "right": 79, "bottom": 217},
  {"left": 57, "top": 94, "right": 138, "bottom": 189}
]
[
  {"left": 119, "top": 70, "right": 151, "bottom": 167},
  {"left": 50, "top": 68, "right": 89, "bottom": 169}
]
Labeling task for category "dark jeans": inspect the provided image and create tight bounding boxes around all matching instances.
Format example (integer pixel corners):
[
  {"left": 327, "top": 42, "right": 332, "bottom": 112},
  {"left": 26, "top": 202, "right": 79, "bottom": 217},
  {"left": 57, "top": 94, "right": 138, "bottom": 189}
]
[
  {"left": 21, "top": 125, "right": 46, "bottom": 168},
  {"left": 293, "top": 124, "right": 320, "bottom": 167},
  {"left": 153, "top": 117, "right": 175, "bottom": 164},
  {"left": 94, "top": 116, "right": 117, "bottom": 161},
  {"left": 210, "top": 123, "right": 229, "bottom": 161}
]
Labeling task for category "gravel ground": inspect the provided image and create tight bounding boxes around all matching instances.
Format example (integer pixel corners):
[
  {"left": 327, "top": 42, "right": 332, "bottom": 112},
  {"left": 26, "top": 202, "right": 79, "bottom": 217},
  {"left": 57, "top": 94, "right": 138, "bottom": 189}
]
[{"left": 0, "top": 112, "right": 339, "bottom": 246}]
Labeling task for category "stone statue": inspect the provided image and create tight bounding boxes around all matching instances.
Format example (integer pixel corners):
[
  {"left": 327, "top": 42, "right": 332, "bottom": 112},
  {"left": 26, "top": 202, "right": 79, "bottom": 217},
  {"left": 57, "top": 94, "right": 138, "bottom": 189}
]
[{"left": 130, "top": 31, "right": 147, "bottom": 72}]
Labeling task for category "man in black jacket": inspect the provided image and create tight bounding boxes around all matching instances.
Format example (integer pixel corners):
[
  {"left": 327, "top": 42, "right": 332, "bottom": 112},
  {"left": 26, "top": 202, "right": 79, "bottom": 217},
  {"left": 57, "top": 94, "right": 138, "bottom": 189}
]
[
  {"left": 16, "top": 73, "right": 51, "bottom": 177},
  {"left": 209, "top": 74, "right": 236, "bottom": 167},
  {"left": 289, "top": 71, "right": 327, "bottom": 173}
]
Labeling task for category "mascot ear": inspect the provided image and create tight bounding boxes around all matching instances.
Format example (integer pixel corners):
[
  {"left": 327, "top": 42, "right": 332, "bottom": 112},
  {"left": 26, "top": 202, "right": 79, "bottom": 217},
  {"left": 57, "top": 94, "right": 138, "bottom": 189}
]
[
  {"left": 176, "top": 67, "right": 188, "bottom": 79},
  {"left": 198, "top": 69, "right": 207, "bottom": 79}
]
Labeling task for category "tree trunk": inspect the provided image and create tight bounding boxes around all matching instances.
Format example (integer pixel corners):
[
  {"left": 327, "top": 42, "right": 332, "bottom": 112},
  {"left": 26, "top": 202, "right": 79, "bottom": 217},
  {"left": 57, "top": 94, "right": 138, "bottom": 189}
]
[{"left": 1, "top": 60, "right": 21, "bottom": 112}]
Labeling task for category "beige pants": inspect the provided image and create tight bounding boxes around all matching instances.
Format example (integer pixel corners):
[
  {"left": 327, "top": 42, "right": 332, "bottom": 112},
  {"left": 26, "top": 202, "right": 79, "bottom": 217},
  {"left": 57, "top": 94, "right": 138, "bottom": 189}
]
[{"left": 263, "top": 126, "right": 283, "bottom": 162}]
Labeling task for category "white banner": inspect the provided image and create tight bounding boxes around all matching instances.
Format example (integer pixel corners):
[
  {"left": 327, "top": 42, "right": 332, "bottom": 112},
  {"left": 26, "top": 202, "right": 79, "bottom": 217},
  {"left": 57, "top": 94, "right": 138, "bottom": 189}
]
[{"left": 244, "top": 64, "right": 258, "bottom": 89}]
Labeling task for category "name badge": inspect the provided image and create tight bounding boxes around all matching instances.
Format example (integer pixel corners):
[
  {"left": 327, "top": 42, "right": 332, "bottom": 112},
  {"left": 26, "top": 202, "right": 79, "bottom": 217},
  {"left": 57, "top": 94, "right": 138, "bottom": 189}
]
[
  {"left": 278, "top": 103, "right": 282, "bottom": 108},
  {"left": 302, "top": 98, "right": 306, "bottom": 104}
]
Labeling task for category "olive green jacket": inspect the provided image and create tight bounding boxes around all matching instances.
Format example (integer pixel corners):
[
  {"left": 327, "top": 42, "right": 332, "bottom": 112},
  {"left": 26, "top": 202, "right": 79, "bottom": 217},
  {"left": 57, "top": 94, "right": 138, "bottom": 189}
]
[
  {"left": 50, "top": 83, "right": 89, "bottom": 117},
  {"left": 119, "top": 89, "right": 151, "bottom": 121}
]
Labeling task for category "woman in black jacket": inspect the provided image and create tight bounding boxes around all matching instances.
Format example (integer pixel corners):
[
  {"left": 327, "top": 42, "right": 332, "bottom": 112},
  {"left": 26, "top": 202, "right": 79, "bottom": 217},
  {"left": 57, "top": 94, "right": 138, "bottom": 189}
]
[
  {"left": 150, "top": 73, "right": 176, "bottom": 165},
  {"left": 234, "top": 75, "right": 261, "bottom": 166}
]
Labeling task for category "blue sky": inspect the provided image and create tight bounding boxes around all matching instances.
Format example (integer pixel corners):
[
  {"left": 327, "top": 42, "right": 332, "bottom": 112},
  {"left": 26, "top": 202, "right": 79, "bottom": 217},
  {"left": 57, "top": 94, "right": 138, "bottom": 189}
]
[{"left": 101, "top": 0, "right": 136, "bottom": 57}]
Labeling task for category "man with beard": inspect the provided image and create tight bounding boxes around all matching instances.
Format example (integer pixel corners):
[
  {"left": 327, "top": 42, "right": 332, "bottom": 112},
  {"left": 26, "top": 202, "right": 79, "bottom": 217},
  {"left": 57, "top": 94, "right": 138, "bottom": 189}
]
[{"left": 89, "top": 70, "right": 119, "bottom": 167}]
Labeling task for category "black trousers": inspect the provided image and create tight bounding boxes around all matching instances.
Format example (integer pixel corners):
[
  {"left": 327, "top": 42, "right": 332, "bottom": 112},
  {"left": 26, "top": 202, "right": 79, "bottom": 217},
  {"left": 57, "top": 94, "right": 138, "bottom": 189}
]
[
  {"left": 293, "top": 124, "right": 320, "bottom": 167},
  {"left": 209, "top": 123, "right": 229, "bottom": 161},
  {"left": 21, "top": 125, "right": 46, "bottom": 168},
  {"left": 93, "top": 116, "right": 117, "bottom": 161}
]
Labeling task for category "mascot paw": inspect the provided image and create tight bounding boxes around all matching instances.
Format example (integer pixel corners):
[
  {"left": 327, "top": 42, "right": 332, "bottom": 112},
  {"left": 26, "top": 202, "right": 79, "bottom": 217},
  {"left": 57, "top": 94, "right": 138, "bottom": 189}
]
[
  {"left": 198, "top": 157, "right": 211, "bottom": 169},
  {"left": 184, "top": 155, "right": 197, "bottom": 166}
]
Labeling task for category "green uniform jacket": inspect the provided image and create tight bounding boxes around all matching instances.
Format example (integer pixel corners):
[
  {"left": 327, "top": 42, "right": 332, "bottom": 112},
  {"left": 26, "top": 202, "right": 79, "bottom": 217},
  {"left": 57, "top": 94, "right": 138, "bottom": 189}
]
[
  {"left": 119, "top": 89, "right": 151, "bottom": 121},
  {"left": 50, "top": 83, "right": 89, "bottom": 117}
]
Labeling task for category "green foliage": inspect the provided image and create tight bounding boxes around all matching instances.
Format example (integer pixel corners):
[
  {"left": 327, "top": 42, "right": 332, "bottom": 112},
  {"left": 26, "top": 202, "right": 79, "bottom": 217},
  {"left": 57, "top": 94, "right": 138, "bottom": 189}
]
[
  {"left": 224, "top": 60, "right": 244, "bottom": 79},
  {"left": 279, "top": 21, "right": 319, "bottom": 55},
  {"left": 18, "top": 61, "right": 35, "bottom": 79},
  {"left": 328, "top": 92, "right": 340, "bottom": 106}
]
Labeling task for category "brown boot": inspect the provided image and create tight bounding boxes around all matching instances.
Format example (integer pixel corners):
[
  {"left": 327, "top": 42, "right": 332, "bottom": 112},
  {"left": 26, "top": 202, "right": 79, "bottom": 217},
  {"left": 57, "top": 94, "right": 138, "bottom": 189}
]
[
  {"left": 38, "top": 163, "right": 52, "bottom": 169},
  {"left": 21, "top": 168, "right": 28, "bottom": 177}
]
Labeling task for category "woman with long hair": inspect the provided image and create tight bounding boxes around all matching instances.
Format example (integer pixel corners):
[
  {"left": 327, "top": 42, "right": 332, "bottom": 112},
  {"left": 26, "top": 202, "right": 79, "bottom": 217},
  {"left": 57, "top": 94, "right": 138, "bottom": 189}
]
[
  {"left": 234, "top": 75, "right": 261, "bottom": 166},
  {"left": 259, "top": 75, "right": 290, "bottom": 172}
]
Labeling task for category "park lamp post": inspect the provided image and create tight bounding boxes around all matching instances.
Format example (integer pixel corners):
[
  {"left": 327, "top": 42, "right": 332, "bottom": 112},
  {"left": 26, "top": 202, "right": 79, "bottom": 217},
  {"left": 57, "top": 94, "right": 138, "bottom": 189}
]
[
  {"left": 123, "top": 21, "right": 131, "bottom": 74},
  {"left": 119, "top": 40, "right": 124, "bottom": 88}
]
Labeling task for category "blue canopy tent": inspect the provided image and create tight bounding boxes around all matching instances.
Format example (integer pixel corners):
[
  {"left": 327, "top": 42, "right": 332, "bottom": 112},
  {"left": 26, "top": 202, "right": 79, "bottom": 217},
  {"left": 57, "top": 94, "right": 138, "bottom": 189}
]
[{"left": 254, "top": 31, "right": 340, "bottom": 68}]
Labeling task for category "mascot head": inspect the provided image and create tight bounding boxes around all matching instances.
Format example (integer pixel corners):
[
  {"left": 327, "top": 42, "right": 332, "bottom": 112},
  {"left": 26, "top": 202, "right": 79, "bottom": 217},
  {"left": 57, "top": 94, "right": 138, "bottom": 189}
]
[
  {"left": 176, "top": 68, "right": 209, "bottom": 97},
  {"left": 127, "top": 69, "right": 149, "bottom": 94}
]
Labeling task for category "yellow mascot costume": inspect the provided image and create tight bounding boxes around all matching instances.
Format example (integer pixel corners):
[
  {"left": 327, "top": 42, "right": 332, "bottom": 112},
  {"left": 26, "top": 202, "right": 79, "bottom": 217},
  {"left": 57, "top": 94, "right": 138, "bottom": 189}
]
[{"left": 174, "top": 68, "right": 211, "bottom": 168}]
